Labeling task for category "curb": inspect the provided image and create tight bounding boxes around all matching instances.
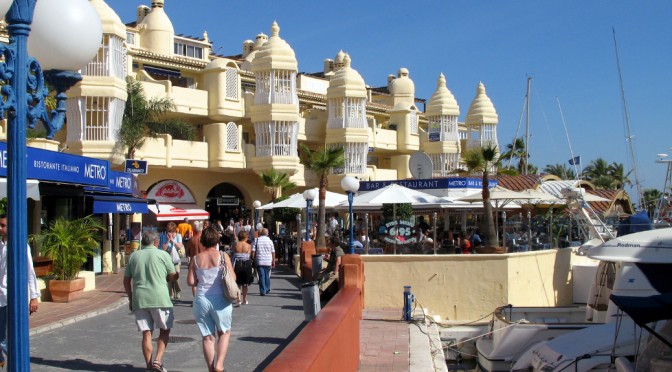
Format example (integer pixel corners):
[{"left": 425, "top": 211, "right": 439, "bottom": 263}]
[{"left": 29, "top": 298, "right": 128, "bottom": 336}]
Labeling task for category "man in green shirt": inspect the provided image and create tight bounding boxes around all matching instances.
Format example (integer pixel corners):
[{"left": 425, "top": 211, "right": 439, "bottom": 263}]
[{"left": 124, "top": 230, "right": 179, "bottom": 372}]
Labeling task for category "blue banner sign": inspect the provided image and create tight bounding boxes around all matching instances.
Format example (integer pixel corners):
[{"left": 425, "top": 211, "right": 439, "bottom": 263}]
[
  {"left": 359, "top": 178, "right": 498, "bottom": 192},
  {"left": 92, "top": 197, "right": 148, "bottom": 214},
  {"left": 85, "top": 171, "right": 134, "bottom": 194},
  {"left": 125, "top": 159, "right": 148, "bottom": 174},
  {"left": 0, "top": 142, "right": 109, "bottom": 187}
]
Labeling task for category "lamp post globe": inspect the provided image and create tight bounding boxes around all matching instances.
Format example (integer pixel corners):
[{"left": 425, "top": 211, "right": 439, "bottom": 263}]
[
  {"left": 0, "top": 1, "right": 11, "bottom": 18},
  {"left": 28, "top": 0, "right": 102, "bottom": 71},
  {"left": 341, "top": 176, "right": 360, "bottom": 254},
  {"left": 303, "top": 189, "right": 317, "bottom": 241},
  {"left": 2, "top": 0, "right": 102, "bottom": 369}
]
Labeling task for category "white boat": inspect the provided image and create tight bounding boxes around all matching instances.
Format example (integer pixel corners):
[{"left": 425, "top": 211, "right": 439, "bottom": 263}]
[{"left": 507, "top": 228, "right": 672, "bottom": 372}]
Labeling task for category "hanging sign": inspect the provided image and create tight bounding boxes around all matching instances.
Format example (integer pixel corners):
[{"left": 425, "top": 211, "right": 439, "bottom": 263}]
[{"left": 125, "top": 159, "right": 148, "bottom": 174}]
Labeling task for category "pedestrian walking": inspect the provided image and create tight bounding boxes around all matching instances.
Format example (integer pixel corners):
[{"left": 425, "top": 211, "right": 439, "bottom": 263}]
[
  {"left": 232, "top": 230, "right": 254, "bottom": 305},
  {"left": 0, "top": 214, "right": 40, "bottom": 367},
  {"left": 162, "top": 222, "right": 183, "bottom": 300},
  {"left": 123, "top": 230, "right": 179, "bottom": 372},
  {"left": 251, "top": 228, "right": 275, "bottom": 296},
  {"left": 187, "top": 227, "right": 234, "bottom": 372}
]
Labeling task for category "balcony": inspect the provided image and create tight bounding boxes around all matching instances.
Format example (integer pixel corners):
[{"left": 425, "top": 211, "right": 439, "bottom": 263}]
[
  {"left": 135, "top": 134, "right": 208, "bottom": 169},
  {"left": 368, "top": 126, "right": 397, "bottom": 151},
  {"left": 138, "top": 73, "right": 208, "bottom": 118}
]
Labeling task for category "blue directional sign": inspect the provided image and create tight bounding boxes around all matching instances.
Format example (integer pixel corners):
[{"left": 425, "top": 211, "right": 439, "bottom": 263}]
[{"left": 125, "top": 159, "right": 148, "bottom": 174}]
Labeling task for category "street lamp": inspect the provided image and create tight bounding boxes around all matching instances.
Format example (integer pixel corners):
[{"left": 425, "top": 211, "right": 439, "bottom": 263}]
[
  {"left": 0, "top": 0, "right": 102, "bottom": 369},
  {"left": 341, "top": 176, "right": 360, "bottom": 254},
  {"left": 253, "top": 200, "right": 261, "bottom": 236},
  {"left": 303, "top": 188, "right": 317, "bottom": 241}
]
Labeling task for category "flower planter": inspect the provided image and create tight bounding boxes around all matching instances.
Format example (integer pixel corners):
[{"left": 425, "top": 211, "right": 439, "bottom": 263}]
[
  {"left": 48, "top": 277, "right": 86, "bottom": 303},
  {"left": 33, "top": 256, "right": 54, "bottom": 277}
]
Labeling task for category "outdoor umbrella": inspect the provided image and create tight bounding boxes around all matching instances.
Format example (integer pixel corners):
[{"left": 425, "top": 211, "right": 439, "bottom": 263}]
[
  {"left": 513, "top": 189, "right": 562, "bottom": 206},
  {"left": 336, "top": 183, "right": 469, "bottom": 210},
  {"left": 457, "top": 186, "right": 537, "bottom": 243},
  {"left": 263, "top": 188, "right": 348, "bottom": 209}
]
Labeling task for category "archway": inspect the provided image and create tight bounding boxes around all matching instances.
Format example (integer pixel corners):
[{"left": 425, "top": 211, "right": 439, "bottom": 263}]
[{"left": 205, "top": 183, "right": 247, "bottom": 224}]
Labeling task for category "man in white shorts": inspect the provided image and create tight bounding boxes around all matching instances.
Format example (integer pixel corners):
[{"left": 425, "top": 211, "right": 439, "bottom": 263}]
[{"left": 124, "top": 230, "right": 179, "bottom": 372}]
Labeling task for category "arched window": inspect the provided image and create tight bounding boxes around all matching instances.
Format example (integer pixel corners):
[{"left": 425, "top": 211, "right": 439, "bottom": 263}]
[
  {"left": 225, "top": 68, "right": 239, "bottom": 100},
  {"left": 226, "top": 122, "right": 239, "bottom": 151}
]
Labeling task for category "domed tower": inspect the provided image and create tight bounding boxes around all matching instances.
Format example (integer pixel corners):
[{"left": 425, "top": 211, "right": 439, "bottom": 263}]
[
  {"left": 240, "top": 32, "right": 268, "bottom": 71},
  {"left": 423, "top": 73, "right": 460, "bottom": 176},
  {"left": 465, "top": 82, "right": 499, "bottom": 152},
  {"left": 249, "top": 22, "right": 300, "bottom": 174},
  {"left": 388, "top": 68, "right": 420, "bottom": 154},
  {"left": 65, "top": 0, "right": 128, "bottom": 162},
  {"left": 326, "top": 52, "right": 368, "bottom": 178},
  {"left": 138, "top": 0, "right": 174, "bottom": 55}
]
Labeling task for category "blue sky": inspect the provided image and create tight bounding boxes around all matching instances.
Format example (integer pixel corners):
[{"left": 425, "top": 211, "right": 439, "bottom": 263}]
[{"left": 107, "top": 0, "right": 672, "bottom": 198}]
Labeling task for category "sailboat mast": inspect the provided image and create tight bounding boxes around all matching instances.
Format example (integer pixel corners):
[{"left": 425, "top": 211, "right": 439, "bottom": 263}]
[
  {"left": 613, "top": 28, "right": 643, "bottom": 208},
  {"left": 524, "top": 77, "right": 532, "bottom": 175}
]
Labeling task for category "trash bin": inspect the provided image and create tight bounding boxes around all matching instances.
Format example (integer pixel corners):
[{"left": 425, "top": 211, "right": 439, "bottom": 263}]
[
  {"left": 301, "top": 281, "right": 321, "bottom": 321},
  {"left": 311, "top": 254, "right": 322, "bottom": 281}
]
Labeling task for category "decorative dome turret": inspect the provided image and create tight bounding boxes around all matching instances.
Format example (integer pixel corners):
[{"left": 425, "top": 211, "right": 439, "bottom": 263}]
[
  {"left": 326, "top": 52, "right": 368, "bottom": 177},
  {"left": 241, "top": 33, "right": 268, "bottom": 70},
  {"left": 389, "top": 68, "right": 416, "bottom": 109},
  {"left": 90, "top": 0, "right": 126, "bottom": 39},
  {"left": 138, "top": 0, "right": 174, "bottom": 55},
  {"left": 249, "top": 21, "right": 300, "bottom": 175},
  {"left": 424, "top": 73, "right": 461, "bottom": 176},
  {"left": 327, "top": 52, "right": 367, "bottom": 99},
  {"left": 251, "top": 21, "right": 297, "bottom": 72},
  {"left": 465, "top": 82, "right": 499, "bottom": 150},
  {"left": 466, "top": 82, "right": 498, "bottom": 126},
  {"left": 426, "top": 73, "right": 459, "bottom": 117}
]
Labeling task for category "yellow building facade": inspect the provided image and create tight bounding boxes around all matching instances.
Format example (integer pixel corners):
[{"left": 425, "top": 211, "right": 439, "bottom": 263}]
[{"left": 32, "top": 0, "right": 503, "bottom": 226}]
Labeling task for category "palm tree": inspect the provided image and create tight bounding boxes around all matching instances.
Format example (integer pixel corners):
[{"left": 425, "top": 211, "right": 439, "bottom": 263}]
[
  {"left": 582, "top": 158, "right": 610, "bottom": 184},
  {"left": 463, "top": 142, "right": 501, "bottom": 248},
  {"left": 118, "top": 77, "right": 194, "bottom": 159},
  {"left": 642, "top": 188, "right": 663, "bottom": 218},
  {"left": 300, "top": 144, "right": 345, "bottom": 248},
  {"left": 544, "top": 163, "right": 576, "bottom": 180},
  {"left": 260, "top": 168, "right": 296, "bottom": 202},
  {"left": 500, "top": 138, "right": 528, "bottom": 174},
  {"left": 607, "top": 162, "right": 631, "bottom": 190}
]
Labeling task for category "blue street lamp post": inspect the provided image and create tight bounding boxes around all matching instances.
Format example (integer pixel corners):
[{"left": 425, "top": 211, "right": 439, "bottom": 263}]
[
  {"left": 341, "top": 176, "right": 360, "bottom": 254},
  {"left": 0, "top": 0, "right": 101, "bottom": 369},
  {"left": 302, "top": 189, "right": 317, "bottom": 241},
  {"left": 253, "top": 200, "right": 261, "bottom": 236}
]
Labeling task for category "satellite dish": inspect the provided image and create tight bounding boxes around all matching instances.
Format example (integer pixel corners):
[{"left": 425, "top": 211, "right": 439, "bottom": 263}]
[{"left": 409, "top": 152, "right": 433, "bottom": 179}]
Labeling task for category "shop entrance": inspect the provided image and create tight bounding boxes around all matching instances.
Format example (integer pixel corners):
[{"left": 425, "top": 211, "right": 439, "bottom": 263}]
[{"left": 205, "top": 183, "right": 246, "bottom": 225}]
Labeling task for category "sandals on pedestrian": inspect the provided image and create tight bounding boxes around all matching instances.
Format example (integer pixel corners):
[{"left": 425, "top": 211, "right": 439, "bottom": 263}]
[{"left": 152, "top": 360, "right": 167, "bottom": 372}]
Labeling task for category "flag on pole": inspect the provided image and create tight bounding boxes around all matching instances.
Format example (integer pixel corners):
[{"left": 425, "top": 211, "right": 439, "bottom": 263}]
[{"left": 568, "top": 156, "right": 581, "bottom": 166}]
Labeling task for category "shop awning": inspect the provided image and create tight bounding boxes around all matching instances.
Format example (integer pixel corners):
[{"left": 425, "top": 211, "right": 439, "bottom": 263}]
[
  {"left": 148, "top": 203, "right": 209, "bottom": 221},
  {"left": 88, "top": 194, "right": 150, "bottom": 214},
  {"left": 0, "top": 179, "right": 41, "bottom": 200}
]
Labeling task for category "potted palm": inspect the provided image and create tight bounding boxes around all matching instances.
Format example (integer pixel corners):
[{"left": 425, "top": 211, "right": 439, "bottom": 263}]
[{"left": 32, "top": 215, "right": 104, "bottom": 302}]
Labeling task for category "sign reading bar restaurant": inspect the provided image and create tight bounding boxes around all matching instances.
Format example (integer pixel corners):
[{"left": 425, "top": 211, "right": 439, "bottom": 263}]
[
  {"left": 0, "top": 141, "right": 109, "bottom": 187},
  {"left": 358, "top": 178, "right": 498, "bottom": 192}
]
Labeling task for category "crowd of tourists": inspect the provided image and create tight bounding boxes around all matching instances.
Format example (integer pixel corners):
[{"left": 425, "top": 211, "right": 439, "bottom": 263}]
[{"left": 123, "top": 217, "right": 276, "bottom": 372}]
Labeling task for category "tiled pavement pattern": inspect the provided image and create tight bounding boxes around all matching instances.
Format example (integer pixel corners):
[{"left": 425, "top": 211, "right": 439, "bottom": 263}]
[{"left": 359, "top": 308, "right": 410, "bottom": 371}]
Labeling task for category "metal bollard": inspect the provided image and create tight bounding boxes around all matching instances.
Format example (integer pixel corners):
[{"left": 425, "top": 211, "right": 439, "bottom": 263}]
[
  {"left": 311, "top": 254, "right": 323, "bottom": 281},
  {"left": 403, "top": 286, "right": 413, "bottom": 321},
  {"left": 301, "top": 282, "right": 321, "bottom": 321}
]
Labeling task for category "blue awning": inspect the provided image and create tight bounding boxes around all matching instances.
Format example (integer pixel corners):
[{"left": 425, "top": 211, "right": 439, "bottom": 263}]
[
  {"left": 143, "top": 65, "right": 181, "bottom": 78},
  {"left": 88, "top": 194, "right": 149, "bottom": 214}
]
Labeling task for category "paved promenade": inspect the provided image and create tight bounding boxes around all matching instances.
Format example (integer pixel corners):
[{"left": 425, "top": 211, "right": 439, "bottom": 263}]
[{"left": 28, "top": 262, "right": 425, "bottom": 371}]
